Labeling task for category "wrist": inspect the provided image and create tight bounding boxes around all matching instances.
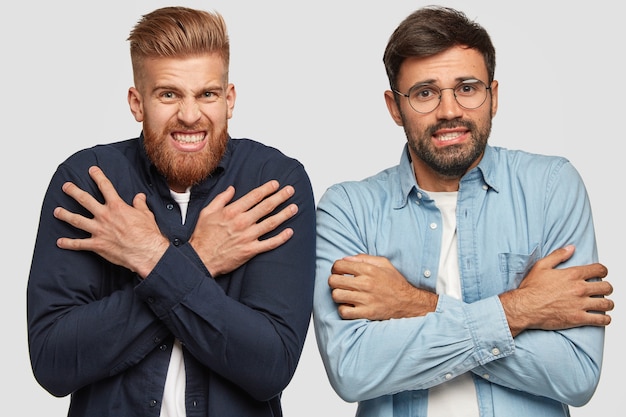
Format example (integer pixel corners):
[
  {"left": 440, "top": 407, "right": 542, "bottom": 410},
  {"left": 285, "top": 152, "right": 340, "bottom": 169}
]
[{"left": 135, "top": 238, "right": 169, "bottom": 279}]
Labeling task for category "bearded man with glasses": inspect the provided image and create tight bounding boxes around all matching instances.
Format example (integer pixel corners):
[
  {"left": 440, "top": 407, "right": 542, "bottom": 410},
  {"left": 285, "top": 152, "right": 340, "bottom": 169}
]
[{"left": 313, "top": 5, "right": 614, "bottom": 417}]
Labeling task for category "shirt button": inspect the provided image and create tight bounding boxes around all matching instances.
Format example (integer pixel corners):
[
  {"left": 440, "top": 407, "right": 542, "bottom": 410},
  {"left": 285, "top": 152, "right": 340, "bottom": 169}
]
[
  {"left": 149, "top": 399, "right": 158, "bottom": 407},
  {"left": 166, "top": 203, "right": 174, "bottom": 210},
  {"left": 153, "top": 337, "right": 161, "bottom": 344},
  {"left": 430, "top": 223, "right": 437, "bottom": 229},
  {"left": 417, "top": 192, "right": 423, "bottom": 199},
  {"left": 423, "top": 270, "right": 431, "bottom": 278},
  {"left": 445, "top": 373, "right": 453, "bottom": 380},
  {"left": 172, "top": 238, "right": 181, "bottom": 246},
  {"left": 159, "top": 344, "right": 168, "bottom": 351},
  {"left": 483, "top": 373, "right": 490, "bottom": 379},
  {"left": 147, "top": 296, "right": 155, "bottom": 304},
  {"left": 491, "top": 347, "right": 501, "bottom": 356},
  {"left": 482, "top": 185, "right": 488, "bottom": 191}
]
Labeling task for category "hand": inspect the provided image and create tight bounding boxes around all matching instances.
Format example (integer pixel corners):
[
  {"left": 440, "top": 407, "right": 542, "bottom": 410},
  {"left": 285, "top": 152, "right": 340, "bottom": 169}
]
[
  {"left": 54, "top": 166, "right": 170, "bottom": 278},
  {"left": 499, "top": 245, "right": 613, "bottom": 337},
  {"left": 189, "top": 180, "right": 298, "bottom": 277},
  {"left": 329, "top": 254, "right": 438, "bottom": 320}
]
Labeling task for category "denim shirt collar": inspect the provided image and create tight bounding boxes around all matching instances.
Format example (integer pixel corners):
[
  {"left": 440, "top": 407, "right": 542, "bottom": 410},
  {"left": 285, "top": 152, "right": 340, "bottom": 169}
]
[{"left": 395, "top": 143, "right": 499, "bottom": 209}]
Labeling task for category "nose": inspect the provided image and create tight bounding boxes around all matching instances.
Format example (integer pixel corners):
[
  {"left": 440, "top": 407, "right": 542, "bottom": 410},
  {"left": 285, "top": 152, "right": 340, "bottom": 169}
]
[
  {"left": 178, "top": 99, "right": 202, "bottom": 125},
  {"left": 435, "top": 88, "right": 463, "bottom": 120}
]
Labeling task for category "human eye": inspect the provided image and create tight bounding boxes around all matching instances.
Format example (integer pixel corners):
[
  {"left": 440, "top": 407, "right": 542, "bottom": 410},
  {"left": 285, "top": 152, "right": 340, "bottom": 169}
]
[
  {"left": 456, "top": 80, "right": 482, "bottom": 96},
  {"left": 201, "top": 91, "right": 219, "bottom": 102},
  {"left": 159, "top": 91, "right": 178, "bottom": 101},
  {"left": 410, "top": 84, "right": 439, "bottom": 102}
]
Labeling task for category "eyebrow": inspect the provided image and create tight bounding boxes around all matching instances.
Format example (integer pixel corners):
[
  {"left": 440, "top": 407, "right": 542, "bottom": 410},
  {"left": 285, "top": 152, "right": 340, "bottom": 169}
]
[
  {"left": 152, "top": 83, "right": 225, "bottom": 95},
  {"left": 408, "top": 76, "right": 482, "bottom": 90}
]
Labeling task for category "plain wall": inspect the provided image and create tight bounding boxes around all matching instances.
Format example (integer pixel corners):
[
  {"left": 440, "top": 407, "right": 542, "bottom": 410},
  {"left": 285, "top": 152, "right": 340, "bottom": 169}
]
[{"left": 3, "top": 1, "right": 621, "bottom": 416}]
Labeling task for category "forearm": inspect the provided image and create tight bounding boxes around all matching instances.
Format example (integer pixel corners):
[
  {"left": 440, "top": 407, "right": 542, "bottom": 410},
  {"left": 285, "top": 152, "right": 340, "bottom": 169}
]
[
  {"left": 474, "top": 168, "right": 606, "bottom": 405},
  {"left": 472, "top": 325, "right": 604, "bottom": 406},
  {"left": 314, "top": 291, "right": 513, "bottom": 402},
  {"left": 314, "top": 190, "right": 514, "bottom": 401},
  {"left": 27, "top": 180, "right": 167, "bottom": 396},
  {"left": 480, "top": 254, "right": 607, "bottom": 404},
  {"left": 138, "top": 198, "right": 315, "bottom": 400},
  {"left": 28, "top": 252, "right": 165, "bottom": 396}
]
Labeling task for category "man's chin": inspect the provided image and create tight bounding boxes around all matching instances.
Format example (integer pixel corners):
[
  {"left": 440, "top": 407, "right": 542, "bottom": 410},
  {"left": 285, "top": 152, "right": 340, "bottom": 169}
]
[{"left": 166, "top": 160, "right": 215, "bottom": 188}]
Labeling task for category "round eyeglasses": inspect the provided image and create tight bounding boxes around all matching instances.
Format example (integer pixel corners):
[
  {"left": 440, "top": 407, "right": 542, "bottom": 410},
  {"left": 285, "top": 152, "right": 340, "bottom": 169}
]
[{"left": 393, "top": 79, "right": 491, "bottom": 114}]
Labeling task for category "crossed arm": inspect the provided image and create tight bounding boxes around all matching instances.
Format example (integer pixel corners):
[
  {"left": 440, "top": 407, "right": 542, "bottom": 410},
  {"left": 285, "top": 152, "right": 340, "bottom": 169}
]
[
  {"left": 316, "top": 249, "right": 613, "bottom": 405},
  {"left": 29, "top": 164, "right": 314, "bottom": 399},
  {"left": 313, "top": 179, "right": 614, "bottom": 405},
  {"left": 54, "top": 166, "right": 298, "bottom": 279},
  {"left": 328, "top": 248, "right": 613, "bottom": 335}
]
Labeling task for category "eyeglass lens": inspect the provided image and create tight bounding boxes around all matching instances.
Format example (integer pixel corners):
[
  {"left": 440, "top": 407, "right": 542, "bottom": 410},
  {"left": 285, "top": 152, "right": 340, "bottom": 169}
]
[{"left": 408, "top": 79, "right": 488, "bottom": 113}]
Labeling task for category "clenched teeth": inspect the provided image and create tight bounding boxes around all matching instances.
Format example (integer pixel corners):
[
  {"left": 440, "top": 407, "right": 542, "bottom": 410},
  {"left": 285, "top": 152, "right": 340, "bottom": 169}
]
[
  {"left": 173, "top": 133, "right": 205, "bottom": 143},
  {"left": 437, "top": 132, "right": 463, "bottom": 141}
]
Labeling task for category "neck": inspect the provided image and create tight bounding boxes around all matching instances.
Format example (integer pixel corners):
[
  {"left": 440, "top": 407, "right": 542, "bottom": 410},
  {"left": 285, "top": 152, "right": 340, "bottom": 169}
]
[{"left": 411, "top": 161, "right": 461, "bottom": 192}]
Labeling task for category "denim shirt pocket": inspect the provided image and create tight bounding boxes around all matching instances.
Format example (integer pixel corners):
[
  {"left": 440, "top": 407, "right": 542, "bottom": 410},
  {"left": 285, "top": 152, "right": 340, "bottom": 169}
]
[{"left": 498, "top": 245, "right": 540, "bottom": 290}]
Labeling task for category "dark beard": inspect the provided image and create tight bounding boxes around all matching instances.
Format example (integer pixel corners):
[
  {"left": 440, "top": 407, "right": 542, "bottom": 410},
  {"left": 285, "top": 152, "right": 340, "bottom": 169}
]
[
  {"left": 405, "top": 118, "right": 491, "bottom": 179},
  {"left": 143, "top": 124, "right": 229, "bottom": 189}
]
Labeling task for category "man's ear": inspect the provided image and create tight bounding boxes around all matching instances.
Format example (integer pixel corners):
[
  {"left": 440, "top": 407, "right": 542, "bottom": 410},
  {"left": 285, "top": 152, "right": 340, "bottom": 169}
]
[
  {"left": 384, "top": 90, "right": 404, "bottom": 126},
  {"left": 225, "top": 83, "right": 236, "bottom": 120},
  {"left": 489, "top": 80, "right": 499, "bottom": 118},
  {"left": 128, "top": 87, "right": 144, "bottom": 122}
]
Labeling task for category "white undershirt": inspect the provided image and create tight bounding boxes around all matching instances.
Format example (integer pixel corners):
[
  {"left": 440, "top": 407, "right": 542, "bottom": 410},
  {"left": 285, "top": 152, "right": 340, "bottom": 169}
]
[
  {"left": 160, "top": 188, "right": 191, "bottom": 417},
  {"left": 426, "top": 191, "right": 479, "bottom": 417}
]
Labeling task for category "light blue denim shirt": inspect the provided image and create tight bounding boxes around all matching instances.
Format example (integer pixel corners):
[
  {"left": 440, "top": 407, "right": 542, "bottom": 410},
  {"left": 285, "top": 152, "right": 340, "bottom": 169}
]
[{"left": 313, "top": 144, "right": 604, "bottom": 417}]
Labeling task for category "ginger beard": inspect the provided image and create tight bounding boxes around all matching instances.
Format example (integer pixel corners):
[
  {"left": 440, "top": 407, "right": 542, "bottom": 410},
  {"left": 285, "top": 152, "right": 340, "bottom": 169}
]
[
  {"left": 143, "top": 121, "right": 229, "bottom": 189},
  {"left": 401, "top": 113, "right": 492, "bottom": 179}
]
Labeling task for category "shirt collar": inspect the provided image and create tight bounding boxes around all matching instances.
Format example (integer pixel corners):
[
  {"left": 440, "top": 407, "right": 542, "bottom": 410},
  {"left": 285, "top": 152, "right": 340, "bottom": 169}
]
[
  {"left": 395, "top": 143, "right": 499, "bottom": 208},
  {"left": 474, "top": 145, "right": 499, "bottom": 193}
]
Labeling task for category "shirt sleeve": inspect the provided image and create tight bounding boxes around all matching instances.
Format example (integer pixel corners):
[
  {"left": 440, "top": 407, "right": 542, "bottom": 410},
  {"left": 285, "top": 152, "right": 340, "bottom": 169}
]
[
  {"left": 135, "top": 161, "right": 316, "bottom": 401},
  {"left": 471, "top": 161, "right": 604, "bottom": 407},
  {"left": 27, "top": 159, "right": 170, "bottom": 397},
  {"left": 314, "top": 160, "right": 604, "bottom": 406},
  {"left": 313, "top": 184, "right": 514, "bottom": 403},
  {"left": 28, "top": 155, "right": 316, "bottom": 402}
]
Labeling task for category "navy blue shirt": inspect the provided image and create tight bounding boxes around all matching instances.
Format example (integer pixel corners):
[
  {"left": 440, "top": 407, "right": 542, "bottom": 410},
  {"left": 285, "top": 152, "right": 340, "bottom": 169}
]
[{"left": 27, "top": 134, "right": 316, "bottom": 417}]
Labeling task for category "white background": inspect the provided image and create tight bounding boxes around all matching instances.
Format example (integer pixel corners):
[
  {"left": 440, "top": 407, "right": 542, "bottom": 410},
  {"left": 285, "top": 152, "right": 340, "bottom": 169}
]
[{"left": 3, "top": 1, "right": 622, "bottom": 416}]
